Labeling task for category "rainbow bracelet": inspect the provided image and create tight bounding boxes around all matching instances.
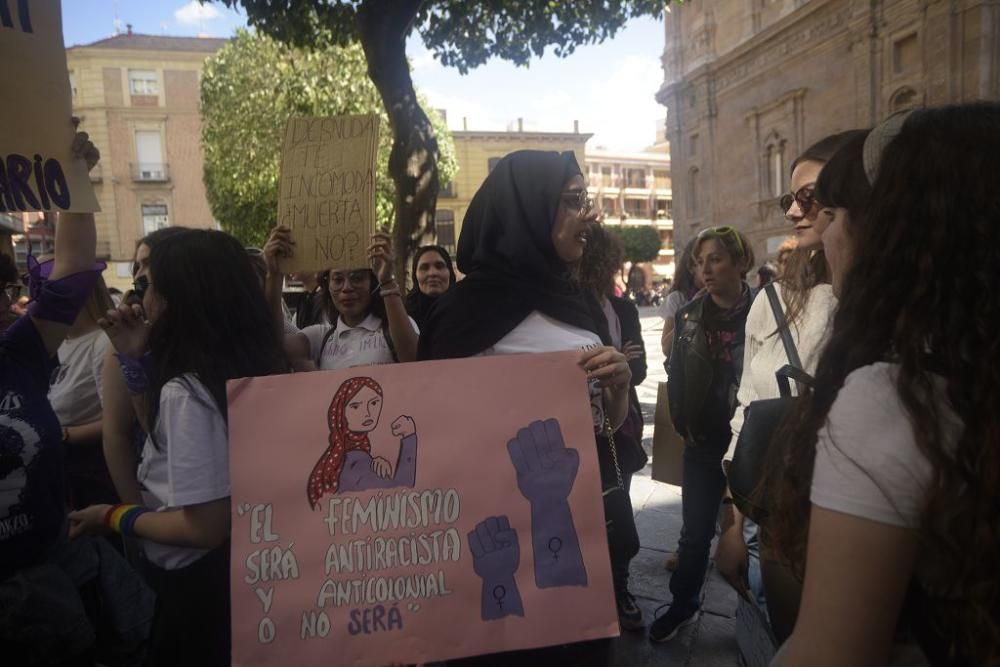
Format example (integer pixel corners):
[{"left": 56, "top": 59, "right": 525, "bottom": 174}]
[{"left": 104, "top": 504, "right": 151, "bottom": 537}]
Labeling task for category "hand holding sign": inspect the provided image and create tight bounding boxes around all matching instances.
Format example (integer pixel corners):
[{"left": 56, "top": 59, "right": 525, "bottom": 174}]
[
  {"left": 263, "top": 226, "right": 294, "bottom": 277},
  {"left": 507, "top": 419, "right": 588, "bottom": 589},
  {"left": 468, "top": 516, "right": 524, "bottom": 621},
  {"left": 0, "top": 0, "right": 100, "bottom": 212},
  {"left": 368, "top": 232, "right": 395, "bottom": 285}
]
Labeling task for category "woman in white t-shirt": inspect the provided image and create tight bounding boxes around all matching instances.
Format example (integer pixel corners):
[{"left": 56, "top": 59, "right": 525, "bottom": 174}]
[
  {"left": 417, "top": 150, "right": 631, "bottom": 665},
  {"left": 263, "top": 228, "right": 419, "bottom": 370},
  {"left": 69, "top": 229, "right": 287, "bottom": 666},
  {"left": 48, "top": 276, "right": 116, "bottom": 508},
  {"left": 765, "top": 105, "right": 1000, "bottom": 666}
]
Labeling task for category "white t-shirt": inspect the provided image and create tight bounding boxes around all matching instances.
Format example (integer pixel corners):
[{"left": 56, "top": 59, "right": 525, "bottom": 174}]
[
  {"left": 48, "top": 329, "right": 110, "bottom": 427},
  {"left": 136, "top": 375, "right": 230, "bottom": 570},
  {"left": 726, "top": 284, "right": 836, "bottom": 461},
  {"left": 299, "top": 313, "right": 419, "bottom": 370},
  {"left": 811, "top": 363, "right": 951, "bottom": 529},
  {"left": 659, "top": 291, "right": 689, "bottom": 323},
  {"left": 479, "top": 311, "right": 605, "bottom": 430},
  {"left": 800, "top": 362, "right": 958, "bottom": 667}
]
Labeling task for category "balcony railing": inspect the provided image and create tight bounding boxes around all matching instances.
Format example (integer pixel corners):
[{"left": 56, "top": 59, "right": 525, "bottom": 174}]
[{"left": 130, "top": 163, "right": 169, "bottom": 182}]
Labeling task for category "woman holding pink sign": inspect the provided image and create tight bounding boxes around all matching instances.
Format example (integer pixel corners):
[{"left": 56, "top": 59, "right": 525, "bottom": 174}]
[{"left": 417, "top": 149, "right": 632, "bottom": 665}]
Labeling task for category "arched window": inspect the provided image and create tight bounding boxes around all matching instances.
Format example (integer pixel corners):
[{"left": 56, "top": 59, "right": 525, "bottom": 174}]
[
  {"left": 890, "top": 87, "right": 919, "bottom": 113},
  {"left": 769, "top": 143, "right": 785, "bottom": 198}
]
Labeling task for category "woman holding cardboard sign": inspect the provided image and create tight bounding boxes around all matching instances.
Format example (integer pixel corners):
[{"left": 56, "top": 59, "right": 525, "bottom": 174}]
[{"left": 264, "top": 228, "right": 419, "bottom": 369}]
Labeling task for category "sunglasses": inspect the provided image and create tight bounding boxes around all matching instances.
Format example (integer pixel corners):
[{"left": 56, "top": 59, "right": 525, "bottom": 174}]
[
  {"left": 133, "top": 274, "right": 149, "bottom": 300},
  {"left": 779, "top": 185, "right": 817, "bottom": 215},
  {"left": 560, "top": 190, "right": 594, "bottom": 213},
  {"left": 697, "top": 225, "right": 746, "bottom": 258}
]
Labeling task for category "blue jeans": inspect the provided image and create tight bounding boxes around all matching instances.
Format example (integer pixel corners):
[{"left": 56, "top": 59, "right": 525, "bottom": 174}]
[{"left": 669, "top": 435, "right": 729, "bottom": 613}]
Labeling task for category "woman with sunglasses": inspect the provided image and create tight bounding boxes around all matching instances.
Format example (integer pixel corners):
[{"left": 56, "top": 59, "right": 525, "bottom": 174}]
[
  {"left": 650, "top": 224, "right": 755, "bottom": 642},
  {"left": 262, "top": 228, "right": 419, "bottom": 370},
  {"left": 100, "top": 226, "right": 189, "bottom": 507},
  {"left": 418, "top": 150, "right": 631, "bottom": 665},
  {"left": 714, "top": 131, "right": 867, "bottom": 645}
]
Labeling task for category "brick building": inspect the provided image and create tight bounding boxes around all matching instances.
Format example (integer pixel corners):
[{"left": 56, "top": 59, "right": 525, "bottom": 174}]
[
  {"left": 657, "top": 0, "right": 1000, "bottom": 262},
  {"left": 66, "top": 31, "right": 227, "bottom": 289}
]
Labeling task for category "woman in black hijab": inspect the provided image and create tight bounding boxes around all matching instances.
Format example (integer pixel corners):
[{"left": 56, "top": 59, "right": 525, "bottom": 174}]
[
  {"left": 418, "top": 150, "right": 631, "bottom": 665},
  {"left": 404, "top": 245, "right": 456, "bottom": 329}
]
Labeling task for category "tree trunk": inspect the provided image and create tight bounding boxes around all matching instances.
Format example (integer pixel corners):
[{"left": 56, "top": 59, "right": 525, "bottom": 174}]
[{"left": 356, "top": 0, "right": 439, "bottom": 287}]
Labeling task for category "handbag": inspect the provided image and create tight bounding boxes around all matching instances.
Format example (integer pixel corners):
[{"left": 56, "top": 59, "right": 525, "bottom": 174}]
[
  {"left": 601, "top": 419, "right": 639, "bottom": 564},
  {"left": 729, "top": 283, "right": 814, "bottom": 524}
]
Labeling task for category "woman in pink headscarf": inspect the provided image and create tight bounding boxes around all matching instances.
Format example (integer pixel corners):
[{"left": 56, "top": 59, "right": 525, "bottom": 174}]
[{"left": 307, "top": 376, "right": 417, "bottom": 509}]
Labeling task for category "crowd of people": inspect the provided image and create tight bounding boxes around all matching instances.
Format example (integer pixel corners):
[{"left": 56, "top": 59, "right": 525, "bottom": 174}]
[{"left": 1, "top": 101, "right": 997, "bottom": 666}]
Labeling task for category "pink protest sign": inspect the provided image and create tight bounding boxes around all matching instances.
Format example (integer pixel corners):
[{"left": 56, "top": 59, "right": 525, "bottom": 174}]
[{"left": 227, "top": 351, "right": 619, "bottom": 665}]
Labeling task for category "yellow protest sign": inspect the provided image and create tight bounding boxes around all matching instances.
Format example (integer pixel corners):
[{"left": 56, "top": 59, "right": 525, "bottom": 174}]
[
  {"left": 277, "top": 115, "right": 380, "bottom": 273},
  {"left": 0, "top": 0, "right": 100, "bottom": 213}
]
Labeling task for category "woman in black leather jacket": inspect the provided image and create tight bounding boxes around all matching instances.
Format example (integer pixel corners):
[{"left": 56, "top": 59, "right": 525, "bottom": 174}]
[{"left": 650, "top": 226, "right": 754, "bottom": 642}]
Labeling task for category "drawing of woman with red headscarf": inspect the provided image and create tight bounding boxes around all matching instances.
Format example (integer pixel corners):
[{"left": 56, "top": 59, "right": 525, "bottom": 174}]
[{"left": 307, "top": 376, "right": 418, "bottom": 509}]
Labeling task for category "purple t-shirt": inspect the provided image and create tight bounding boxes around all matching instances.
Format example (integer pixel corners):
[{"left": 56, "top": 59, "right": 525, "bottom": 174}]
[{"left": 0, "top": 315, "right": 66, "bottom": 580}]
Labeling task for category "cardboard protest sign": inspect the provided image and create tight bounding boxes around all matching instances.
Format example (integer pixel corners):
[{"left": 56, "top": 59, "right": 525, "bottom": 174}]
[
  {"left": 277, "top": 114, "right": 379, "bottom": 273},
  {"left": 227, "top": 351, "right": 619, "bottom": 665},
  {"left": 0, "top": 0, "right": 100, "bottom": 213}
]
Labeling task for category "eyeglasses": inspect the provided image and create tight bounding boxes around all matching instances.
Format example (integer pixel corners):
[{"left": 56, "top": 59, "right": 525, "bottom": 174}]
[
  {"left": 560, "top": 190, "right": 594, "bottom": 213},
  {"left": 329, "top": 271, "right": 370, "bottom": 292},
  {"left": 779, "top": 185, "right": 817, "bottom": 215},
  {"left": 133, "top": 274, "right": 149, "bottom": 300},
  {"left": 697, "top": 225, "right": 746, "bottom": 258}
]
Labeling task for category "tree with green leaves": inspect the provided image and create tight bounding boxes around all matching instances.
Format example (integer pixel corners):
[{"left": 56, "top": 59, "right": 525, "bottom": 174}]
[
  {"left": 200, "top": 29, "right": 455, "bottom": 249},
  {"left": 217, "top": 0, "right": 667, "bottom": 272},
  {"left": 610, "top": 225, "right": 663, "bottom": 265}
]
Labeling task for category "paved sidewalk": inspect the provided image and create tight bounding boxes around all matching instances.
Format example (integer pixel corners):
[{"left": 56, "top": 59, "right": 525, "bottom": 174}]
[{"left": 606, "top": 307, "right": 740, "bottom": 666}]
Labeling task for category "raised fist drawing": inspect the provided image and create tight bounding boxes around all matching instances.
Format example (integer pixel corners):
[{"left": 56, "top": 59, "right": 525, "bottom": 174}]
[
  {"left": 507, "top": 419, "right": 580, "bottom": 505},
  {"left": 506, "top": 419, "right": 588, "bottom": 589},
  {"left": 468, "top": 515, "right": 524, "bottom": 620}
]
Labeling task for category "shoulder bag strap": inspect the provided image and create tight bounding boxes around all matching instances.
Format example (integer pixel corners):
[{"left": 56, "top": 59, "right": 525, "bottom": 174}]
[{"left": 764, "top": 282, "right": 803, "bottom": 369}]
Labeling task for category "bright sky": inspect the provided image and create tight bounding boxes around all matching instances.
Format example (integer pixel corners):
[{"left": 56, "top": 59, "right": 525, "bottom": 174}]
[{"left": 61, "top": 1, "right": 668, "bottom": 152}]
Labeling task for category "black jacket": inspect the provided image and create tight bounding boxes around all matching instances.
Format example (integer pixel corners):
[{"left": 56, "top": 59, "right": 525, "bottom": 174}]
[
  {"left": 667, "top": 293, "right": 749, "bottom": 443},
  {"left": 609, "top": 295, "right": 647, "bottom": 389}
]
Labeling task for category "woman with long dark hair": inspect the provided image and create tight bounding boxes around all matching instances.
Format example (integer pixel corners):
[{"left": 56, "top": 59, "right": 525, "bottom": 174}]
[
  {"left": 576, "top": 222, "right": 648, "bottom": 631},
  {"left": 101, "top": 226, "right": 189, "bottom": 506},
  {"left": 766, "top": 103, "right": 1000, "bottom": 665},
  {"left": 69, "top": 229, "right": 287, "bottom": 665},
  {"left": 405, "top": 244, "right": 456, "bottom": 329}
]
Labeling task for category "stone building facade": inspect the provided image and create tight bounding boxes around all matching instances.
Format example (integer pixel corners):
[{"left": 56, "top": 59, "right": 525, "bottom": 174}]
[
  {"left": 66, "top": 32, "right": 227, "bottom": 289},
  {"left": 657, "top": 0, "right": 1000, "bottom": 262}
]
